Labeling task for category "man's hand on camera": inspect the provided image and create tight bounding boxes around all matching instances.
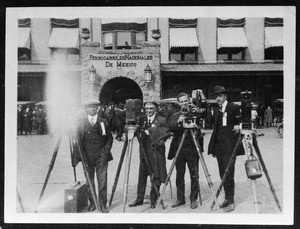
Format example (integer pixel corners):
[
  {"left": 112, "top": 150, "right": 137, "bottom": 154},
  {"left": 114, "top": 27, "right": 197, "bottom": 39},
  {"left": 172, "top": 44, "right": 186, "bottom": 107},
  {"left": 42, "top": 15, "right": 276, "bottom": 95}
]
[
  {"left": 177, "top": 115, "right": 185, "bottom": 123},
  {"left": 233, "top": 125, "right": 240, "bottom": 134}
]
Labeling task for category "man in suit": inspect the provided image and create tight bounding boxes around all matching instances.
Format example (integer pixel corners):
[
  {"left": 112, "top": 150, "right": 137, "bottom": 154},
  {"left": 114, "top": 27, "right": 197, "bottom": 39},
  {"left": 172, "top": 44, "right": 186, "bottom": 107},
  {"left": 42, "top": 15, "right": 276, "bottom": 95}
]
[
  {"left": 168, "top": 92, "right": 206, "bottom": 209},
  {"left": 128, "top": 101, "right": 169, "bottom": 209},
  {"left": 114, "top": 104, "right": 126, "bottom": 141},
  {"left": 76, "top": 99, "right": 113, "bottom": 213},
  {"left": 208, "top": 86, "right": 243, "bottom": 212}
]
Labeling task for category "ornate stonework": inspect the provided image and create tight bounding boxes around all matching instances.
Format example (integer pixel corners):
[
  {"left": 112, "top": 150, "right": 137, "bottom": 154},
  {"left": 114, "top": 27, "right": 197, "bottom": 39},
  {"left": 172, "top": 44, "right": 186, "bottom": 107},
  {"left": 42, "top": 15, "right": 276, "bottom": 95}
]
[{"left": 80, "top": 42, "right": 161, "bottom": 104}]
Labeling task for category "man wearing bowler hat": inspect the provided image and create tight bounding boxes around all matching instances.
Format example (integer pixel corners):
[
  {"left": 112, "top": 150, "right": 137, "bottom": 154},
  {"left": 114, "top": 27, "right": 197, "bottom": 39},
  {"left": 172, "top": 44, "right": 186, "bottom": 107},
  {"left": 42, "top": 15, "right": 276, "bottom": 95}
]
[
  {"left": 208, "top": 86, "right": 243, "bottom": 212},
  {"left": 75, "top": 99, "right": 113, "bottom": 213},
  {"left": 128, "top": 101, "right": 169, "bottom": 209}
]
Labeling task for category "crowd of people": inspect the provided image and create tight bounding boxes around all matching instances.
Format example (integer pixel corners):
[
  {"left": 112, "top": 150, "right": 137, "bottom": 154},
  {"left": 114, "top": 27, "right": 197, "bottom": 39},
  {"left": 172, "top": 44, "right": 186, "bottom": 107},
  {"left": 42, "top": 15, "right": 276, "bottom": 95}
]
[{"left": 17, "top": 104, "right": 48, "bottom": 135}]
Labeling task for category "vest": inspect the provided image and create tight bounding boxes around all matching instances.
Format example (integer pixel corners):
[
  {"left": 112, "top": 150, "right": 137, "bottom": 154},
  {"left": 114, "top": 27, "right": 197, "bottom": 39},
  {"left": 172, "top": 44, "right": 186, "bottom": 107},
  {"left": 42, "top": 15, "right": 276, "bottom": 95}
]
[{"left": 84, "top": 122, "right": 107, "bottom": 155}]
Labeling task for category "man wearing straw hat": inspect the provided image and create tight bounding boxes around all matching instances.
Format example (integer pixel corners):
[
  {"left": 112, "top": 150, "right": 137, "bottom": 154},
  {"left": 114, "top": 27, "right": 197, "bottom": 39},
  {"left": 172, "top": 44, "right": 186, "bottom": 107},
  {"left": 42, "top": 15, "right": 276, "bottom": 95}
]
[
  {"left": 208, "top": 86, "right": 243, "bottom": 212},
  {"left": 76, "top": 98, "right": 113, "bottom": 213}
]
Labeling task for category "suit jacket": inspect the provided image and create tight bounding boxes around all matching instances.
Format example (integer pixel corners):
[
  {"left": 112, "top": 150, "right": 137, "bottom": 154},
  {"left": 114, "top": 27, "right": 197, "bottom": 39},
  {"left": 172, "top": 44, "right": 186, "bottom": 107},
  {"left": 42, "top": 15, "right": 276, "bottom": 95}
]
[
  {"left": 139, "top": 114, "right": 169, "bottom": 183},
  {"left": 208, "top": 102, "right": 244, "bottom": 157},
  {"left": 74, "top": 116, "right": 113, "bottom": 166},
  {"left": 167, "top": 111, "right": 204, "bottom": 160}
]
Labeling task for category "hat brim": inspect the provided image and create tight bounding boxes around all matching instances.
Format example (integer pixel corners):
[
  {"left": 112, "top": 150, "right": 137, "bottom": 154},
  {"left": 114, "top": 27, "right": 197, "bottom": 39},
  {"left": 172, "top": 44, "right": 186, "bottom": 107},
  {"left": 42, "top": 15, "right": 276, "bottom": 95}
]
[{"left": 211, "top": 90, "right": 228, "bottom": 96}]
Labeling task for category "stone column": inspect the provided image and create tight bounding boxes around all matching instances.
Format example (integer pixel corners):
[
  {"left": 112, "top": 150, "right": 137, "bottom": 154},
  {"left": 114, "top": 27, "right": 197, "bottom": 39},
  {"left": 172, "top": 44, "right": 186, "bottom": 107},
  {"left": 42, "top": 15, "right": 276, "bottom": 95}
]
[{"left": 80, "top": 42, "right": 100, "bottom": 104}]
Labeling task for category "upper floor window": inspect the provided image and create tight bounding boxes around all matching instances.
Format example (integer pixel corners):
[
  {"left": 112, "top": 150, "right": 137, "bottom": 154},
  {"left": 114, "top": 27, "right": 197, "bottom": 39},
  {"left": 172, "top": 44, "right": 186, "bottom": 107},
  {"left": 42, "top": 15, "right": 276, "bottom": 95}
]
[
  {"left": 217, "top": 18, "right": 248, "bottom": 61},
  {"left": 48, "top": 18, "right": 80, "bottom": 62},
  {"left": 18, "top": 18, "right": 31, "bottom": 61},
  {"left": 101, "top": 18, "right": 147, "bottom": 50},
  {"left": 169, "top": 18, "right": 199, "bottom": 61},
  {"left": 264, "top": 17, "right": 283, "bottom": 60}
]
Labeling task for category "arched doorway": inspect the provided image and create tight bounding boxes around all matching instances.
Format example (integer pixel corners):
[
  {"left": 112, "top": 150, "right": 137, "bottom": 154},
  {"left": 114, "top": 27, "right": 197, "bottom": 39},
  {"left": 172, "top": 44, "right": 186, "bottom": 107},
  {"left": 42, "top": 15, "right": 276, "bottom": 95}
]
[{"left": 99, "top": 77, "right": 143, "bottom": 105}]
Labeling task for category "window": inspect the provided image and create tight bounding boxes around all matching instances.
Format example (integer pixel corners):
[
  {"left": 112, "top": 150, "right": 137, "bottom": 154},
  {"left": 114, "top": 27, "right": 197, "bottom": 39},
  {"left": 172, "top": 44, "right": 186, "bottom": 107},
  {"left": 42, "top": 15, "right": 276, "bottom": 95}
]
[
  {"left": 264, "top": 18, "right": 283, "bottom": 60},
  {"left": 101, "top": 19, "right": 147, "bottom": 49},
  {"left": 169, "top": 18, "right": 199, "bottom": 62},
  {"left": 217, "top": 18, "right": 248, "bottom": 61},
  {"left": 170, "top": 47, "right": 198, "bottom": 61}
]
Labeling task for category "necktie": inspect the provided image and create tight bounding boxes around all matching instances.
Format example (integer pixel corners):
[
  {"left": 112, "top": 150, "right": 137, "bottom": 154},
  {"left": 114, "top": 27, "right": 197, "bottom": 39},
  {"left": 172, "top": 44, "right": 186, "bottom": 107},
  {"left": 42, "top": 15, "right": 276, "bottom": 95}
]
[
  {"left": 148, "top": 119, "right": 151, "bottom": 127},
  {"left": 90, "top": 117, "right": 95, "bottom": 126}
]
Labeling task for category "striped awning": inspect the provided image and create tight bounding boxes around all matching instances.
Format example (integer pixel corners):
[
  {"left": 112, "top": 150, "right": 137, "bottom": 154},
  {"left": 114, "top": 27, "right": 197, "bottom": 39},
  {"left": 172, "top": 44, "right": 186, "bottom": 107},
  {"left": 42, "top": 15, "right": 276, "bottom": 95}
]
[
  {"left": 18, "top": 28, "right": 31, "bottom": 49},
  {"left": 265, "top": 27, "right": 283, "bottom": 48},
  {"left": 18, "top": 64, "right": 81, "bottom": 74},
  {"left": 217, "top": 27, "right": 248, "bottom": 49},
  {"left": 161, "top": 63, "right": 283, "bottom": 73},
  {"left": 170, "top": 28, "right": 199, "bottom": 48},
  {"left": 48, "top": 28, "right": 79, "bottom": 49}
]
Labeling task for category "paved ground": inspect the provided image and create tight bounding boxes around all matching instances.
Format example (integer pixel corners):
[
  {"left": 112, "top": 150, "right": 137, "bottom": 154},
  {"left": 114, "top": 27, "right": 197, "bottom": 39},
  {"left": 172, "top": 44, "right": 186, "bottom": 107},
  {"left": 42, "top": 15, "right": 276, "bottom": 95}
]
[{"left": 16, "top": 126, "right": 283, "bottom": 214}]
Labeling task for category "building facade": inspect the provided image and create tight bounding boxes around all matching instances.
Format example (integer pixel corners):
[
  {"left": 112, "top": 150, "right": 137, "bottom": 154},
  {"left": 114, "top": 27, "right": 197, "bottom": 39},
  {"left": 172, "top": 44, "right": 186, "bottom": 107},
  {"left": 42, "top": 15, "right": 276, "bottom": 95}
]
[{"left": 18, "top": 17, "right": 283, "bottom": 106}]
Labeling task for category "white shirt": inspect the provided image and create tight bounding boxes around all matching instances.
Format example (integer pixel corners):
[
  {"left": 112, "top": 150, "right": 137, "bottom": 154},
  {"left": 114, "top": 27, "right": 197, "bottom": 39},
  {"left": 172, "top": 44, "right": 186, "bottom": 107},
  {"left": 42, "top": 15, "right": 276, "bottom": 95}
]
[
  {"left": 88, "top": 114, "right": 98, "bottom": 125},
  {"left": 147, "top": 114, "right": 155, "bottom": 123},
  {"left": 220, "top": 100, "right": 228, "bottom": 113}
]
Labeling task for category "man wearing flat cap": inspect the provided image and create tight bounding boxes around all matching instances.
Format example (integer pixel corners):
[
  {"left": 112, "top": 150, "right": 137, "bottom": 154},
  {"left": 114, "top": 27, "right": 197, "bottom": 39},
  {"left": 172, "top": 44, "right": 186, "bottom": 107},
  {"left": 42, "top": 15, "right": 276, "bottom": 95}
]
[
  {"left": 75, "top": 99, "right": 113, "bottom": 213},
  {"left": 208, "top": 86, "right": 243, "bottom": 212},
  {"left": 128, "top": 101, "right": 169, "bottom": 209}
]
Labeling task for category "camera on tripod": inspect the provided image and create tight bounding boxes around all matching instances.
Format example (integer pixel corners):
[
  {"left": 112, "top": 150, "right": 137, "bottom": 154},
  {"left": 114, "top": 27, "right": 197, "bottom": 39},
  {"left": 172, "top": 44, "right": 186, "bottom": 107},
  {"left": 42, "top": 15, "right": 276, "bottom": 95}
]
[
  {"left": 125, "top": 99, "right": 142, "bottom": 125},
  {"left": 180, "top": 89, "right": 206, "bottom": 128},
  {"left": 241, "top": 91, "right": 252, "bottom": 130}
]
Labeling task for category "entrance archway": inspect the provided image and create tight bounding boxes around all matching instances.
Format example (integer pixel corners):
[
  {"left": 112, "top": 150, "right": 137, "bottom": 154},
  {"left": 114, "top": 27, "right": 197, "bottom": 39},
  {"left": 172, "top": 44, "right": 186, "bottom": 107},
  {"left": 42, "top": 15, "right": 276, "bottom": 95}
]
[{"left": 99, "top": 77, "right": 143, "bottom": 105}]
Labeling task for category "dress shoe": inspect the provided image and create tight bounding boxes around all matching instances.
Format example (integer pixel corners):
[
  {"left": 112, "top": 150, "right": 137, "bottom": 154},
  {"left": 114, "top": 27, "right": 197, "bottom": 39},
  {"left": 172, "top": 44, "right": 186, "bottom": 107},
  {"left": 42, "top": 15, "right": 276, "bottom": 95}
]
[
  {"left": 219, "top": 200, "right": 234, "bottom": 208},
  {"left": 128, "top": 200, "right": 143, "bottom": 207},
  {"left": 101, "top": 206, "right": 109, "bottom": 213},
  {"left": 88, "top": 204, "right": 96, "bottom": 211},
  {"left": 171, "top": 201, "right": 185, "bottom": 208},
  {"left": 226, "top": 203, "right": 235, "bottom": 212},
  {"left": 190, "top": 200, "right": 198, "bottom": 209},
  {"left": 150, "top": 201, "right": 157, "bottom": 209}
]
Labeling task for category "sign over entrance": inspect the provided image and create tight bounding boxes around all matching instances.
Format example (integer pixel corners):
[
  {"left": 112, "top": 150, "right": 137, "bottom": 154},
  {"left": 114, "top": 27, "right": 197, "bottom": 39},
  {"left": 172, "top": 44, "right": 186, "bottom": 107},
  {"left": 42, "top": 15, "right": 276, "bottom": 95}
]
[{"left": 89, "top": 54, "right": 155, "bottom": 76}]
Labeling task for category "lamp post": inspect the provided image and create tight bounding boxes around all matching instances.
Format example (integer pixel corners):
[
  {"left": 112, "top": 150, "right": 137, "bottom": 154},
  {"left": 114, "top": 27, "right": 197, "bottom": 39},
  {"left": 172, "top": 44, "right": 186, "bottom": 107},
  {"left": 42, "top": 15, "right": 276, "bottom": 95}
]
[
  {"left": 144, "top": 64, "right": 152, "bottom": 83},
  {"left": 88, "top": 65, "right": 96, "bottom": 84}
]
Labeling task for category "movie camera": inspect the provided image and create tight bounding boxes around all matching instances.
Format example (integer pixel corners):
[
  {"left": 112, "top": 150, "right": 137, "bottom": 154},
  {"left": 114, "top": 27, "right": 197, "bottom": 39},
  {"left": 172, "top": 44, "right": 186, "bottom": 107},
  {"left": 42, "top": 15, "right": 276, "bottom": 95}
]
[
  {"left": 125, "top": 99, "right": 142, "bottom": 125},
  {"left": 240, "top": 91, "right": 252, "bottom": 129},
  {"left": 180, "top": 89, "right": 207, "bottom": 128}
]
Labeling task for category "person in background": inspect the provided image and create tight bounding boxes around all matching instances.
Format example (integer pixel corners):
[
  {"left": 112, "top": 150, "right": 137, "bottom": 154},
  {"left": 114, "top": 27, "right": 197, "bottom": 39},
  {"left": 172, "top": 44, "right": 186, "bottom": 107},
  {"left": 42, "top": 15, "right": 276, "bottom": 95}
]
[
  {"left": 17, "top": 105, "right": 23, "bottom": 135},
  {"left": 75, "top": 99, "right": 113, "bottom": 213},
  {"left": 114, "top": 103, "right": 126, "bottom": 141},
  {"left": 208, "top": 86, "right": 244, "bottom": 212},
  {"left": 35, "top": 105, "right": 44, "bottom": 135},
  {"left": 22, "top": 107, "right": 32, "bottom": 135},
  {"left": 264, "top": 106, "right": 273, "bottom": 127}
]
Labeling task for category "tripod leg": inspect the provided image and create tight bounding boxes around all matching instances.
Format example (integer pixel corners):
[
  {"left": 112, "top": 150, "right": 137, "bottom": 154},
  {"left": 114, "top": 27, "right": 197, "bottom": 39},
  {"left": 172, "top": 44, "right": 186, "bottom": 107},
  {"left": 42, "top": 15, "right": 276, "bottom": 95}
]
[
  {"left": 34, "top": 135, "right": 63, "bottom": 213},
  {"left": 109, "top": 137, "right": 128, "bottom": 207},
  {"left": 71, "top": 129, "right": 102, "bottom": 212},
  {"left": 155, "top": 129, "right": 189, "bottom": 212},
  {"left": 252, "top": 135, "right": 282, "bottom": 212},
  {"left": 242, "top": 135, "right": 261, "bottom": 214},
  {"left": 122, "top": 133, "right": 135, "bottom": 213},
  {"left": 190, "top": 129, "right": 219, "bottom": 212},
  {"left": 68, "top": 135, "right": 77, "bottom": 182},
  {"left": 135, "top": 131, "right": 165, "bottom": 209},
  {"left": 169, "top": 180, "right": 173, "bottom": 199},
  {"left": 210, "top": 134, "right": 243, "bottom": 211},
  {"left": 17, "top": 187, "right": 25, "bottom": 213}
]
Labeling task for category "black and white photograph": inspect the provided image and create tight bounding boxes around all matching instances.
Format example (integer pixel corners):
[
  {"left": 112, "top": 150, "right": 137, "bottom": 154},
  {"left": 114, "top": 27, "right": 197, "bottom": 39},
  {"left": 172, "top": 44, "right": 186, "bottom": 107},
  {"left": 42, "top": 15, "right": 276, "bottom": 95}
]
[{"left": 5, "top": 6, "right": 295, "bottom": 225}]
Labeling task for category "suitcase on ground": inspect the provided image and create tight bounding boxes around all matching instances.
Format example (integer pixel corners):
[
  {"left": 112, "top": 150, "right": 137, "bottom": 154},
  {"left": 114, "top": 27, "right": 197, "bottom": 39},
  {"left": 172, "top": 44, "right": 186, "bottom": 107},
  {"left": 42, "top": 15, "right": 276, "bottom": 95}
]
[{"left": 64, "top": 181, "right": 88, "bottom": 213}]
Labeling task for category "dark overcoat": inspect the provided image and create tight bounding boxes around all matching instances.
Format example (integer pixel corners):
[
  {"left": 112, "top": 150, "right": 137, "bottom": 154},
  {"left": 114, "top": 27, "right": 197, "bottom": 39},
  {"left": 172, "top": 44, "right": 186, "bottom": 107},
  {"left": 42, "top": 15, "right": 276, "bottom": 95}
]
[
  {"left": 167, "top": 111, "right": 204, "bottom": 160},
  {"left": 139, "top": 115, "right": 169, "bottom": 184},
  {"left": 208, "top": 102, "right": 244, "bottom": 157},
  {"left": 74, "top": 116, "right": 113, "bottom": 166}
]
